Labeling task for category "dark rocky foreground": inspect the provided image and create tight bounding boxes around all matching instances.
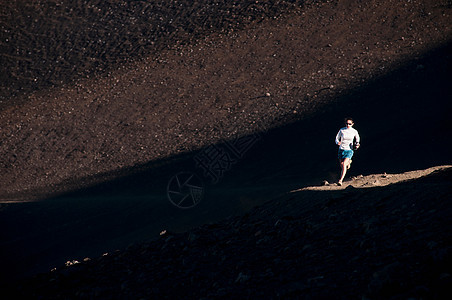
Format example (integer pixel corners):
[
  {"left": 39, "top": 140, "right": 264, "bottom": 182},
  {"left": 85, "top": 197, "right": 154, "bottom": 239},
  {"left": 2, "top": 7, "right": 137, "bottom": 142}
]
[{"left": 6, "top": 168, "right": 452, "bottom": 299}]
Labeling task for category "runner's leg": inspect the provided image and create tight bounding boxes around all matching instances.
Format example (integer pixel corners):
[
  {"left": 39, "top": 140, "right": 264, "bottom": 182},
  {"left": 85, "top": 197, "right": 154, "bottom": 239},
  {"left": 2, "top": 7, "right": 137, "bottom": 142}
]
[{"left": 339, "top": 158, "right": 350, "bottom": 184}]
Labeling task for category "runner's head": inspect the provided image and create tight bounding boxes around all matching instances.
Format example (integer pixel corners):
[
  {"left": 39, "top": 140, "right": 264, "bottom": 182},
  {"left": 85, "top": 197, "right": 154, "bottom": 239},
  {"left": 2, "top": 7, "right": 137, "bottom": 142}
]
[{"left": 345, "top": 118, "right": 354, "bottom": 127}]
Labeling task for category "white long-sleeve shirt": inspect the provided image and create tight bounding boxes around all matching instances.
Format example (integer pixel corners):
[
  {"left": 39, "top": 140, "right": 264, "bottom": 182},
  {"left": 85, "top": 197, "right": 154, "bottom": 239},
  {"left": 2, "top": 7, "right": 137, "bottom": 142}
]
[{"left": 335, "top": 127, "right": 360, "bottom": 150}]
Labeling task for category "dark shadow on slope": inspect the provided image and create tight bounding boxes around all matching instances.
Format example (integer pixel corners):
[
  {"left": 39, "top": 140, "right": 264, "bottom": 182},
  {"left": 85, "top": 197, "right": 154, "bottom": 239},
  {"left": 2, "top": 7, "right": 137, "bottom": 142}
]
[
  {"left": 0, "top": 41, "right": 451, "bottom": 284},
  {"left": 4, "top": 168, "right": 452, "bottom": 299}
]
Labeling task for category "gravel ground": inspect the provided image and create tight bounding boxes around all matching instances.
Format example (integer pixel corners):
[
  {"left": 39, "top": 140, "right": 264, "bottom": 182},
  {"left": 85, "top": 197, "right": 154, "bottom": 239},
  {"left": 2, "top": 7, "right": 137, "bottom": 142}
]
[{"left": 7, "top": 167, "right": 452, "bottom": 299}]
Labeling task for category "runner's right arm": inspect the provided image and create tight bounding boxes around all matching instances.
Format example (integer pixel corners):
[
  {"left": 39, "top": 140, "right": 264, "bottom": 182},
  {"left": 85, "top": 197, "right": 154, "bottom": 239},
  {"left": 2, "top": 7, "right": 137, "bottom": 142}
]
[{"left": 335, "top": 130, "right": 342, "bottom": 145}]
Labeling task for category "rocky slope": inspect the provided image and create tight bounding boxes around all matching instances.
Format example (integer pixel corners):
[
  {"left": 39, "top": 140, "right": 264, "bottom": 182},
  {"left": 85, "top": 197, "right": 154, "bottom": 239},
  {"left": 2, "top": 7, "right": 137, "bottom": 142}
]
[
  {"left": 7, "top": 166, "right": 452, "bottom": 299},
  {"left": 1, "top": 0, "right": 451, "bottom": 201}
]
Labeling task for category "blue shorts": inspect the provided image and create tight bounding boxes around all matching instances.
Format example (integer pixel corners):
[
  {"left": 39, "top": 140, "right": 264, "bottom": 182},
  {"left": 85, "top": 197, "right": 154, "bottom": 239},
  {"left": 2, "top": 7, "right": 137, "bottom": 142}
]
[{"left": 338, "top": 149, "right": 354, "bottom": 160}]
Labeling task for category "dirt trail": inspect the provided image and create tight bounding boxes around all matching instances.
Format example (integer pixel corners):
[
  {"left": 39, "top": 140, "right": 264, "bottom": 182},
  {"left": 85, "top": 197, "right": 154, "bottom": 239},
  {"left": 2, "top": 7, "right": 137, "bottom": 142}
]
[{"left": 298, "top": 165, "right": 452, "bottom": 191}]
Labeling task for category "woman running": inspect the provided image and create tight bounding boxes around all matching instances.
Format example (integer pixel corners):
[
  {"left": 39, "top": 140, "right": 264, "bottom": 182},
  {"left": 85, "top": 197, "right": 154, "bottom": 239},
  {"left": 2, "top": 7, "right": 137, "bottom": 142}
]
[{"left": 335, "top": 118, "right": 360, "bottom": 186}]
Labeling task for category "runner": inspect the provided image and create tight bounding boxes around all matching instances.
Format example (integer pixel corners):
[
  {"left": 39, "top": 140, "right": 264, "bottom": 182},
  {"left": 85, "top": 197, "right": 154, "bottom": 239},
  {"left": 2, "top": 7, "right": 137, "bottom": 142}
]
[{"left": 335, "top": 118, "right": 360, "bottom": 186}]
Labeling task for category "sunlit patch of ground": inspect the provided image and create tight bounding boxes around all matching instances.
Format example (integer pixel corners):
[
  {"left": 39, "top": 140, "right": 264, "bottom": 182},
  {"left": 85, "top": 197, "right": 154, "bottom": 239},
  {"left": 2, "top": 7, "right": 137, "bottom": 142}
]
[{"left": 297, "top": 165, "right": 452, "bottom": 191}]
